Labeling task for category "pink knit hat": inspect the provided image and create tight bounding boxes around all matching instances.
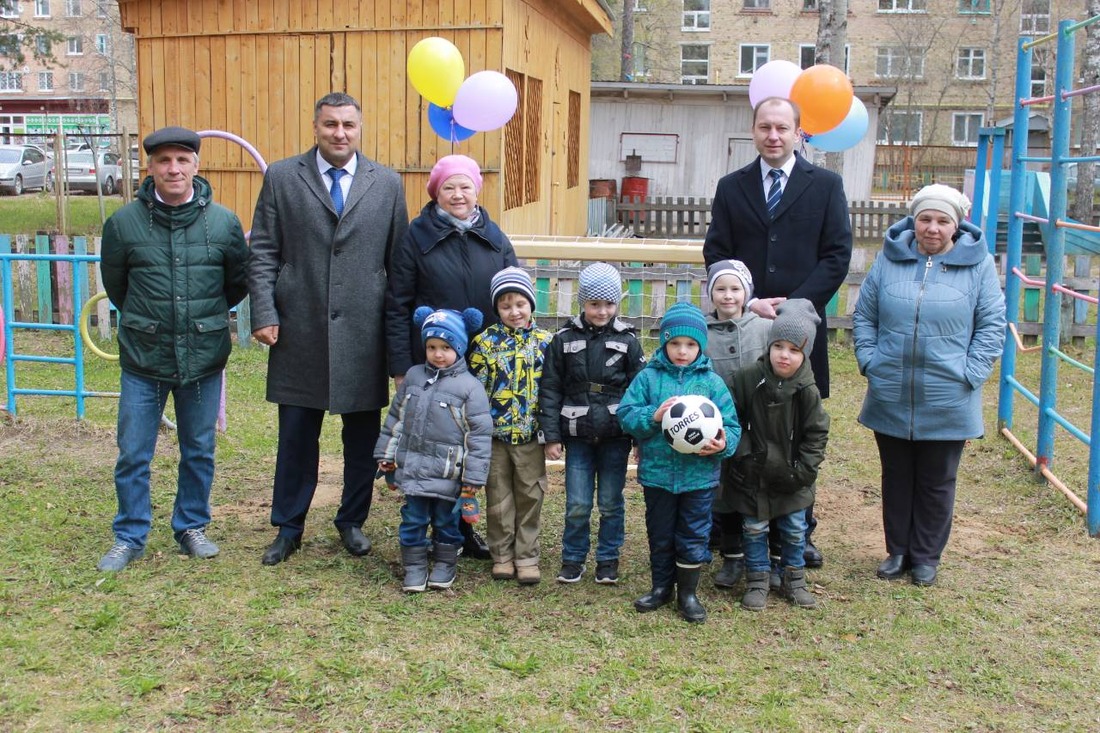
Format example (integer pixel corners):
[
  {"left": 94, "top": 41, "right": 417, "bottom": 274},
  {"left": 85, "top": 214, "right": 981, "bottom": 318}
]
[{"left": 427, "top": 154, "right": 483, "bottom": 199}]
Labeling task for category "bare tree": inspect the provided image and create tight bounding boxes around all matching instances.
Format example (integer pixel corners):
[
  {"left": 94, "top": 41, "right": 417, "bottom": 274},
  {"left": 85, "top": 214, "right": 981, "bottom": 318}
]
[
  {"left": 0, "top": 4, "right": 64, "bottom": 71},
  {"left": 591, "top": 0, "right": 681, "bottom": 83},
  {"left": 1070, "top": 0, "right": 1100, "bottom": 224},
  {"left": 621, "top": 0, "right": 635, "bottom": 82},
  {"left": 814, "top": 0, "right": 849, "bottom": 173}
]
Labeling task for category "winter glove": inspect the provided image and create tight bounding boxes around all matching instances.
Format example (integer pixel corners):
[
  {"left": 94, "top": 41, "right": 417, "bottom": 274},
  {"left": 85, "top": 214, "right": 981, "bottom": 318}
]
[{"left": 460, "top": 486, "right": 480, "bottom": 525}]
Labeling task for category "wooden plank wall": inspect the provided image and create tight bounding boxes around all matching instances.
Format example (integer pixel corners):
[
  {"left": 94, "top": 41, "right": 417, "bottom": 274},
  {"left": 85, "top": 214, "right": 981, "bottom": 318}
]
[{"left": 116, "top": 0, "right": 609, "bottom": 234}]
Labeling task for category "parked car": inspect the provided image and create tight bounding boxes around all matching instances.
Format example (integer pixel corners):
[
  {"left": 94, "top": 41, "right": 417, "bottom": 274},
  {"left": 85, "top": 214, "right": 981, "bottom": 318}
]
[
  {"left": 0, "top": 144, "right": 53, "bottom": 195},
  {"left": 64, "top": 151, "right": 123, "bottom": 195}
]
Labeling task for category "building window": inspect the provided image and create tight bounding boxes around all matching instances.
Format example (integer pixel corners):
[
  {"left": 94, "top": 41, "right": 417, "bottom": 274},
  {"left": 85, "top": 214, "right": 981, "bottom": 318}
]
[
  {"left": 876, "top": 46, "right": 924, "bottom": 78},
  {"left": 803, "top": 0, "right": 818, "bottom": 7},
  {"left": 95, "top": 33, "right": 108, "bottom": 54},
  {"left": 681, "top": 44, "right": 709, "bottom": 84},
  {"left": 35, "top": 34, "right": 50, "bottom": 55},
  {"left": 799, "top": 44, "right": 850, "bottom": 74},
  {"left": 95, "top": 0, "right": 105, "bottom": 16},
  {"left": 0, "top": 0, "right": 17, "bottom": 18},
  {"left": 952, "top": 113, "right": 983, "bottom": 146},
  {"left": 68, "top": 71, "right": 84, "bottom": 91},
  {"left": 744, "top": 0, "right": 771, "bottom": 8},
  {"left": 958, "top": 0, "right": 990, "bottom": 13},
  {"left": 683, "top": 0, "right": 710, "bottom": 31},
  {"left": 67, "top": 36, "right": 83, "bottom": 55},
  {"left": 739, "top": 44, "right": 770, "bottom": 77},
  {"left": 878, "top": 0, "right": 926, "bottom": 11},
  {"left": 633, "top": 0, "right": 647, "bottom": 10},
  {"left": 0, "top": 33, "right": 19, "bottom": 56},
  {"left": 1020, "top": 0, "right": 1050, "bottom": 34},
  {"left": 98, "top": 71, "right": 109, "bottom": 90},
  {"left": 1030, "top": 64, "right": 1047, "bottom": 98},
  {"left": 0, "top": 72, "right": 25, "bottom": 92},
  {"left": 956, "top": 48, "right": 986, "bottom": 79},
  {"left": 38, "top": 71, "right": 53, "bottom": 91},
  {"left": 567, "top": 90, "right": 580, "bottom": 189},
  {"left": 34, "top": 0, "right": 50, "bottom": 16},
  {"left": 65, "top": 0, "right": 81, "bottom": 16},
  {"left": 877, "top": 111, "right": 922, "bottom": 144}
]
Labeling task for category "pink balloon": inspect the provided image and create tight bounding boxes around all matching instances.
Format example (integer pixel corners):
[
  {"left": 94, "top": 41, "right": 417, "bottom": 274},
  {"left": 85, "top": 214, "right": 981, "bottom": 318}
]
[
  {"left": 749, "top": 60, "right": 803, "bottom": 108},
  {"left": 452, "top": 71, "right": 519, "bottom": 132}
]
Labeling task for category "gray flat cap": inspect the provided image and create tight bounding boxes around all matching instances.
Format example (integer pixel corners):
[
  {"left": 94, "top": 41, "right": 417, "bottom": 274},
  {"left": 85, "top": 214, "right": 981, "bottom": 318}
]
[{"left": 142, "top": 126, "right": 201, "bottom": 155}]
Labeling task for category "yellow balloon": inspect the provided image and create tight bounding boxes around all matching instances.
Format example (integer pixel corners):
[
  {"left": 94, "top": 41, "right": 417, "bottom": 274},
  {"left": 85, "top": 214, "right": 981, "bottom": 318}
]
[{"left": 407, "top": 37, "right": 465, "bottom": 108}]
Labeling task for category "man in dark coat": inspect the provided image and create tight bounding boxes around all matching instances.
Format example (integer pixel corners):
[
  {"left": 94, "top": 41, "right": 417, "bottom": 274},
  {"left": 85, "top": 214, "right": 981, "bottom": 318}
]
[
  {"left": 97, "top": 126, "right": 249, "bottom": 572},
  {"left": 248, "top": 92, "right": 409, "bottom": 566},
  {"left": 702, "top": 96, "right": 852, "bottom": 567}
]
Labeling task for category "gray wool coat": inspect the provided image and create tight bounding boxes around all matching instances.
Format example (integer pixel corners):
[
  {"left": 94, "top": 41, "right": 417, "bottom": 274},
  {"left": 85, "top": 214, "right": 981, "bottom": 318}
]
[{"left": 247, "top": 148, "right": 409, "bottom": 413}]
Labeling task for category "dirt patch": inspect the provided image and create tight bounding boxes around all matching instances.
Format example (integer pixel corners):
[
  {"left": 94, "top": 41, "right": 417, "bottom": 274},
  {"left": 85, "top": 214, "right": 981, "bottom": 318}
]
[{"left": 214, "top": 455, "right": 345, "bottom": 523}]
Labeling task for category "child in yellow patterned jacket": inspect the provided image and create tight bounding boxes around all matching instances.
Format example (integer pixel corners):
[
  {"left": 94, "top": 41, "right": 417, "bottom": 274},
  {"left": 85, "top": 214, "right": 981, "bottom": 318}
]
[{"left": 468, "top": 267, "right": 554, "bottom": 585}]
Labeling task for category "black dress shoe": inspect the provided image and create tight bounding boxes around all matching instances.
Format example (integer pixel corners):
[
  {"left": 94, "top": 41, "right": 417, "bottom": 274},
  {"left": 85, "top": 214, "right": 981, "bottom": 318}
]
[
  {"left": 460, "top": 525, "right": 492, "bottom": 560},
  {"left": 803, "top": 541, "right": 824, "bottom": 568},
  {"left": 261, "top": 535, "right": 301, "bottom": 566},
  {"left": 876, "top": 554, "right": 910, "bottom": 580},
  {"left": 338, "top": 526, "right": 372, "bottom": 556},
  {"left": 910, "top": 564, "right": 938, "bottom": 586}
]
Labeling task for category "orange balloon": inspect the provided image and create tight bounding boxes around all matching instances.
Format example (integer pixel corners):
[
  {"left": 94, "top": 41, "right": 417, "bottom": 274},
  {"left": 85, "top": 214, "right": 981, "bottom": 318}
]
[{"left": 789, "top": 64, "right": 854, "bottom": 135}]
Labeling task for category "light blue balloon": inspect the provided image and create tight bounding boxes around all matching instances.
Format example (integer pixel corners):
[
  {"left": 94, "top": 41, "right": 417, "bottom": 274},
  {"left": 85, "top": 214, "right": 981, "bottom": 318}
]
[{"left": 806, "top": 98, "right": 868, "bottom": 153}]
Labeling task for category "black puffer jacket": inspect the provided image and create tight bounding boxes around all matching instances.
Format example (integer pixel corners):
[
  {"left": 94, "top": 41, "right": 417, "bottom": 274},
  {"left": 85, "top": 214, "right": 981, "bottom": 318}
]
[
  {"left": 100, "top": 176, "right": 249, "bottom": 385},
  {"left": 385, "top": 203, "right": 517, "bottom": 375},
  {"left": 539, "top": 315, "right": 646, "bottom": 444}
]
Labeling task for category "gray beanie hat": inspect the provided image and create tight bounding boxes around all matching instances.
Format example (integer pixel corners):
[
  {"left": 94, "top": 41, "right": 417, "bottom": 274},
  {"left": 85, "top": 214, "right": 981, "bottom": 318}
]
[
  {"left": 706, "top": 259, "right": 754, "bottom": 303},
  {"left": 769, "top": 298, "right": 821, "bottom": 354},
  {"left": 577, "top": 262, "right": 623, "bottom": 304}
]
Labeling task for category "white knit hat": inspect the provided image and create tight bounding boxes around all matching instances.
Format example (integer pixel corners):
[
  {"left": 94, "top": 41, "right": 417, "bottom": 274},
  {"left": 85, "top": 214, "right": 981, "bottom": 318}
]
[{"left": 910, "top": 184, "right": 971, "bottom": 226}]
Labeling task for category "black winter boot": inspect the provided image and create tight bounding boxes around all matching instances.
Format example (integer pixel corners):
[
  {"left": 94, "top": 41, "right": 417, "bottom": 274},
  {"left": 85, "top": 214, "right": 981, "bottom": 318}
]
[
  {"left": 780, "top": 567, "right": 818, "bottom": 609},
  {"left": 741, "top": 571, "right": 770, "bottom": 611},
  {"left": 676, "top": 564, "right": 707, "bottom": 623},
  {"left": 428, "top": 542, "right": 461, "bottom": 590},
  {"left": 400, "top": 545, "right": 429, "bottom": 593},
  {"left": 713, "top": 554, "right": 745, "bottom": 589},
  {"left": 634, "top": 585, "right": 674, "bottom": 612}
]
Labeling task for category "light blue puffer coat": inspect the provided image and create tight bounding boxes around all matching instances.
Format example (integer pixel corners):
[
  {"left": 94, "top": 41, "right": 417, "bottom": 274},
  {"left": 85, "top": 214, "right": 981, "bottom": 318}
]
[{"left": 853, "top": 217, "right": 1006, "bottom": 441}]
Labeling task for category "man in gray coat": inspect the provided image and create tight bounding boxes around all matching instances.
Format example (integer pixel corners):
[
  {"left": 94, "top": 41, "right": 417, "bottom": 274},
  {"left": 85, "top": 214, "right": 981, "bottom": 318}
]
[{"left": 247, "top": 92, "right": 409, "bottom": 565}]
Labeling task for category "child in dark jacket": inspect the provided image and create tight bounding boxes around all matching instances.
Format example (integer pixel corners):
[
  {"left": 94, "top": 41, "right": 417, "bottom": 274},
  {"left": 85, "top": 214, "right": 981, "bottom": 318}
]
[
  {"left": 375, "top": 307, "right": 493, "bottom": 593},
  {"left": 539, "top": 262, "right": 646, "bottom": 586},
  {"left": 729, "top": 299, "right": 830, "bottom": 611},
  {"left": 618, "top": 303, "right": 740, "bottom": 623},
  {"left": 704, "top": 259, "right": 770, "bottom": 591},
  {"left": 468, "top": 267, "right": 554, "bottom": 585}
]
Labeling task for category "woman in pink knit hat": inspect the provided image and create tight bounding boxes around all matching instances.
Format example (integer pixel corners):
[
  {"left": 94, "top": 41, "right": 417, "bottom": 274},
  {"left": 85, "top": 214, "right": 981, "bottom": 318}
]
[{"left": 384, "top": 153, "right": 518, "bottom": 560}]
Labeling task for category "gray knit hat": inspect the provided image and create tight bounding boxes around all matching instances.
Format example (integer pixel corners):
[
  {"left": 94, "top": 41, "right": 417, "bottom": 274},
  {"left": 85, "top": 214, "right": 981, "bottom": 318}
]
[
  {"left": 769, "top": 299, "right": 820, "bottom": 354},
  {"left": 577, "top": 262, "right": 623, "bottom": 303},
  {"left": 706, "top": 259, "right": 754, "bottom": 303},
  {"left": 910, "top": 184, "right": 971, "bottom": 227},
  {"left": 490, "top": 266, "right": 536, "bottom": 310}
]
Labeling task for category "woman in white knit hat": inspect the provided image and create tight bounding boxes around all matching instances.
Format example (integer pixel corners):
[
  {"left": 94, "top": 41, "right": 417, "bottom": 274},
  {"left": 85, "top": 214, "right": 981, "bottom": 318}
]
[{"left": 852, "top": 183, "right": 1006, "bottom": 587}]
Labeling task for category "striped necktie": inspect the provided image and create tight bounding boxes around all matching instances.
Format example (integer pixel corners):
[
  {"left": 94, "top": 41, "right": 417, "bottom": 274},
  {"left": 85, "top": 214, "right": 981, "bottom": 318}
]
[{"left": 766, "top": 168, "right": 783, "bottom": 218}]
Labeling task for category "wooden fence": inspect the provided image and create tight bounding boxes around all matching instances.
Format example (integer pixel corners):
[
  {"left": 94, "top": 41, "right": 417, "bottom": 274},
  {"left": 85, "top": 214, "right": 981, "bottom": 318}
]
[
  {"left": 1, "top": 232, "right": 1094, "bottom": 346},
  {"left": 612, "top": 198, "right": 908, "bottom": 242}
]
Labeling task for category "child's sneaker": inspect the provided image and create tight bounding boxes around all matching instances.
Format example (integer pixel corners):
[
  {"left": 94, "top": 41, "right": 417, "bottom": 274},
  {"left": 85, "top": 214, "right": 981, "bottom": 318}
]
[
  {"left": 556, "top": 562, "right": 585, "bottom": 583},
  {"left": 595, "top": 559, "right": 619, "bottom": 584},
  {"left": 516, "top": 564, "right": 541, "bottom": 585}
]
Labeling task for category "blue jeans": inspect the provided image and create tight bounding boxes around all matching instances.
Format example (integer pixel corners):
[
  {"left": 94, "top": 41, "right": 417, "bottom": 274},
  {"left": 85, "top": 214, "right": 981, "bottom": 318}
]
[
  {"left": 744, "top": 509, "right": 808, "bottom": 573},
  {"left": 112, "top": 370, "right": 222, "bottom": 550},
  {"left": 561, "top": 438, "right": 630, "bottom": 564},
  {"left": 643, "top": 486, "right": 714, "bottom": 586},
  {"left": 399, "top": 495, "right": 464, "bottom": 548}
]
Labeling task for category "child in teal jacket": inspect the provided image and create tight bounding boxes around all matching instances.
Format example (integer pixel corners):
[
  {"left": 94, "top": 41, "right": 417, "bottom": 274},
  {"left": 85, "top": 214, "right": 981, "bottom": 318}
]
[{"left": 618, "top": 303, "right": 740, "bottom": 623}]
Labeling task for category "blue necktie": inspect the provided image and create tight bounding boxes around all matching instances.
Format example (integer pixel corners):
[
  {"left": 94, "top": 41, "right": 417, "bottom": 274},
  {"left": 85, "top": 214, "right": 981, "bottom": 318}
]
[
  {"left": 328, "top": 168, "right": 346, "bottom": 216},
  {"left": 766, "top": 168, "right": 783, "bottom": 218}
]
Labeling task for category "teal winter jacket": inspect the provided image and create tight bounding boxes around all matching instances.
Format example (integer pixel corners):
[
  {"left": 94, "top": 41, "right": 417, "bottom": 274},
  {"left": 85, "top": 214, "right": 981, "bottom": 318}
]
[
  {"left": 618, "top": 349, "right": 740, "bottom": 493},
  {"left": 101, "top": 176, "right": 249, "bottom": 384}
]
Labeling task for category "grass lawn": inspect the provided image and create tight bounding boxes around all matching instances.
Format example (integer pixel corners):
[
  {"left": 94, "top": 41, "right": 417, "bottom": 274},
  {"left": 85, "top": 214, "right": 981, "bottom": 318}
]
[
  {"left": 1, "top": 332, "right": 1098, "bottom": 731},
  {"left": 0, "top": 193, "right": 125, "bottom": 237}
]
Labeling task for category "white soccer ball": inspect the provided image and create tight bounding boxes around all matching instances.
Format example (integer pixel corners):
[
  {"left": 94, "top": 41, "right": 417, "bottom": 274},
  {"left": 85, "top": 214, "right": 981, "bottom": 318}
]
[{"left": 661, "top": 395, "right": 723, "bottom": 454}]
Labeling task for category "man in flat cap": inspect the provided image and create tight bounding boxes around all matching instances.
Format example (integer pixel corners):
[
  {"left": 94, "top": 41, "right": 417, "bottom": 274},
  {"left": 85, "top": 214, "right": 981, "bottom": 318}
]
[
  {"left": 96, "top": 126, "right": 250, "bottom": 572},
  {"left": 247, "top": 92, "right": 408, "bottom": 566}
]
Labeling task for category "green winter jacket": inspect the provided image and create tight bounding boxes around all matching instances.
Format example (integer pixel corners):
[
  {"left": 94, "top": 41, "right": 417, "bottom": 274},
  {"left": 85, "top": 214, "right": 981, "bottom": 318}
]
[
  {"left": 100, "top": 176, "right": 249, "bottom": 385},
  {"left": 618, "top": 349, "right": 740, "bottom": 494},
  {"left": 728, "top": 355, "right": 830, "bottom": 520}
]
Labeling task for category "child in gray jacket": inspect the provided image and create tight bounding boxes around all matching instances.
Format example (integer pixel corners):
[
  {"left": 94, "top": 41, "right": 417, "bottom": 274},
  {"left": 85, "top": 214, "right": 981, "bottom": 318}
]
[{"left": 375, "top": 307, "right": 493, "bottom": 593}]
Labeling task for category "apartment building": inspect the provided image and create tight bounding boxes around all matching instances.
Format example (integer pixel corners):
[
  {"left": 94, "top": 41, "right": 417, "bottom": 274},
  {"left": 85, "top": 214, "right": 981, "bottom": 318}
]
[
  {"left": 0, "top": 0, "right": 135, "bottom": 146},
  {"left": 593, "top": 0, "right": 1069, "bottom": 148}
]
